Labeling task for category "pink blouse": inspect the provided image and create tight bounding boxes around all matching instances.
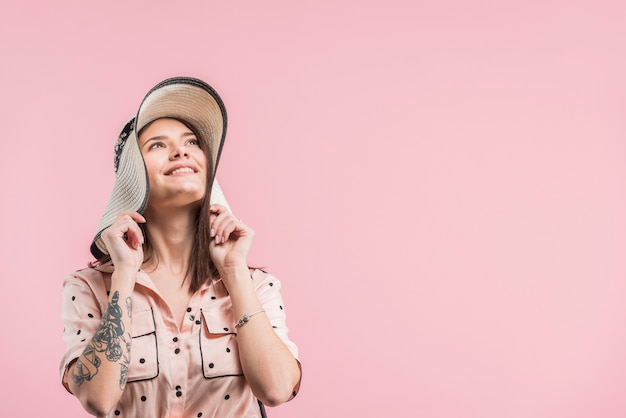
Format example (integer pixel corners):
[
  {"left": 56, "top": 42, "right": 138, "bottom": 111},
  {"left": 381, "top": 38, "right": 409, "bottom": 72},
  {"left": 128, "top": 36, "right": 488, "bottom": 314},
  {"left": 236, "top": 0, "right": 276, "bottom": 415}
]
[{"left": 60, "top": 264, "right": 300, "bottom": 418}]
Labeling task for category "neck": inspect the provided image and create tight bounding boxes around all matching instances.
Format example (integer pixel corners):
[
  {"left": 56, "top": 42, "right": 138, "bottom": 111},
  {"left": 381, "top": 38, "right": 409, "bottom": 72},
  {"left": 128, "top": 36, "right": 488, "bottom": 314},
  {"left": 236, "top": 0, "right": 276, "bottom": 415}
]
[{"left": 142, "top": 205, "right": 197, "bottom": 276}]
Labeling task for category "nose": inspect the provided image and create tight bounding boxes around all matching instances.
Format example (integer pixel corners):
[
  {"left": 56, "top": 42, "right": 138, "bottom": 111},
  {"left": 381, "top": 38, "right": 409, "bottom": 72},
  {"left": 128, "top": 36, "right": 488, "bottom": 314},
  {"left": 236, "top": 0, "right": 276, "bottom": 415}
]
[{"left": 170, "top": 144, "right": 189, "bottom": 160}]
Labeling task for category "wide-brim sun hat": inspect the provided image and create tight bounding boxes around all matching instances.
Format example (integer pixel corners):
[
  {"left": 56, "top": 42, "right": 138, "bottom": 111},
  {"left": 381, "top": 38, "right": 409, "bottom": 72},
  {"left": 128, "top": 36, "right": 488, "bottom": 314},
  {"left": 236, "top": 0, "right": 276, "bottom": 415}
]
[{"left": 90, "top": 77, "right": 229, "bottom": 259}]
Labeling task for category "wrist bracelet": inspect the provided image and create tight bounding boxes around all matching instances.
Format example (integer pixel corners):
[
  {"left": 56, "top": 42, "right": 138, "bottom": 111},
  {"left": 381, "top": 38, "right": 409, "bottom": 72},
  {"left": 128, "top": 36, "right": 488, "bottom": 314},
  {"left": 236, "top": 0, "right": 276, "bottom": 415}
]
[{"left": 235, "top": 309, "right": 265, "bottom": 328}]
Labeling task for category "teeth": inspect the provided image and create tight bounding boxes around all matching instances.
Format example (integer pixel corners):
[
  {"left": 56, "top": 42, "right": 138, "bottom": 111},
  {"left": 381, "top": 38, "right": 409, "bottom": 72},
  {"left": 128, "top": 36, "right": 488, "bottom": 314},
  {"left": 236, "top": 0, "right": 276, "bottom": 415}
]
[{"left": 170, "top": 167, "right": 194, "bottom": 175}]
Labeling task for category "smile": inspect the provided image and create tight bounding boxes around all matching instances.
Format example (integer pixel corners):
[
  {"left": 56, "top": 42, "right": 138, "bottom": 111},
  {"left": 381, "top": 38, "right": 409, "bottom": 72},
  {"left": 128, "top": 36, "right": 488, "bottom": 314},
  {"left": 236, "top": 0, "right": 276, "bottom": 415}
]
[{"left": 168, "top": 167, "right": 196, "bottom": 175}]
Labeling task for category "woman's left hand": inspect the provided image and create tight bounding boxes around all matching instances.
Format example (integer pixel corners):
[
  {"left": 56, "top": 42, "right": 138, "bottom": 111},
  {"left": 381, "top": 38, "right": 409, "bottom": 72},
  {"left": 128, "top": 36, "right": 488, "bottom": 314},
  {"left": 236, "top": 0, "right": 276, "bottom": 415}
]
[{"left": 209, "top": 204, "right": 254, "bottom": 274}]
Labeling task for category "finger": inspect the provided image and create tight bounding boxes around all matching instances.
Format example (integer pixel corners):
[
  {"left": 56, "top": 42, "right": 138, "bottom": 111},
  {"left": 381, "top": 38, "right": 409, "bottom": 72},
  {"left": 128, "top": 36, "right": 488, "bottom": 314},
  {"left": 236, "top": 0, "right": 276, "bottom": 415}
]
[
  {"left": 210, "top": 207, "right": 232, "bottom": 238},
  {"left": 125, "top": 222, "right": 144, "bottom": 249},
  {"left": 212, "top": 213, "right": 239, "bottom": 244},
  {"left": 111, "top": 213, "right": 145, "bottom": 249},
  {"left": 220, "top": 218, "right": 250, "bottom": 244},
  {"left": 209, "top": 204, "right": 229, "bottom": 215},
  {"left": 209, "top": 205, "right": 229, "bottom": 239},
  {"left": 127, "top": 212, "right": 147, "bottom": 225},
  {"left": 209, "top": 212, "right": 218, "bottom": 238}
]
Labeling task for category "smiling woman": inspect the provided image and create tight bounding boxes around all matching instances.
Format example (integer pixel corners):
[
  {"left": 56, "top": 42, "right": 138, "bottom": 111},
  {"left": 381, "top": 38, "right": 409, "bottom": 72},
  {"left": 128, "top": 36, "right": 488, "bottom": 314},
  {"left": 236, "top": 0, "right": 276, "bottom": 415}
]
[
  {"left": 58, "top": 77, "right": 302, "bottom": 418},
  {"left": 140, "top": 118, "right": 208, "bottom": 206}
]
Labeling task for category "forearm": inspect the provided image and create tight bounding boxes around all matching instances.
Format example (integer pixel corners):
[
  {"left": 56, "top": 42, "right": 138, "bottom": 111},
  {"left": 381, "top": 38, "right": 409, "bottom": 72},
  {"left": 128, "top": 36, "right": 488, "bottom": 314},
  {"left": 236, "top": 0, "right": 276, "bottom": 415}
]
[
  {"left": 221, "top": 265, "right": 301, "bottom": 406},
  {"left": 68, "top": 271, "right": 135, "bottom": 417}
]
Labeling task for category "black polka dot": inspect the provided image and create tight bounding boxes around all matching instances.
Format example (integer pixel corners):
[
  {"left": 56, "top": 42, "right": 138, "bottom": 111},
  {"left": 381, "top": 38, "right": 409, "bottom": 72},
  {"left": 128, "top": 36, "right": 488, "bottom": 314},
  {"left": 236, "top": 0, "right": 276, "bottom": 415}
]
[
  {"left": 141, "top": 396, "right": 146, "bottom": 401},
  {"left": 76, "top": 330, "right": 81, "bottom": 335},
  {"left": 209, "top": 363, "right": 214, "bottom": 368},
  {"left": 176, "top": 385, "right": 181, "bottom": 390},
  {"left": 272, "top": 326, "right": 277, "bottom": 329},
  {"left": 224, "top": 394, "right": 230, "bottom": 400},
  {"left": 114, "top": 411, "right": 120, "bottom": 416},
  {"left": 211, "top": 296, "right": 216, "bottom": 300},
  {"left": 175, "top": 348, "right": 180, "bottom": 354},
  {"left": 223, "top": 327, "right": 229, "bottom": 332},
  {"left": 176, "top": 391, "right": 182, "bottom": 397},
  {"left": 80, "top": 339, "right": 86, "bottom": 342},
  {"left": 280, "top": 305, "right": 283, "bottom": 310},
  {"left": 173, "top": 337, "right": 178, "bottom": 342},
  {"left": 189, "top": 315, "right": 195, "bottom": 321},
  {"left": 71, "top": 296, "right": 76, "bottom": 301},
  {"left": 186, "top": 307, "right": 192, "bottom": 312},
  {"left": 269, "top": 282, "right": 274, "bottom": 287},
  {"left": 88, "top": 313, "right": 94, "bottom": 318},
  {"left": 226, "top": 347, "right": 231, "bottom": 353},
  {"left": 139, "top": 358, "right": 145, "bottom": 364},
  {"left": 197, "top": 413, "right": 203, "bottom": 417},
  {"left": 195, "top": 320, "right": 201, "bottom": 325}
]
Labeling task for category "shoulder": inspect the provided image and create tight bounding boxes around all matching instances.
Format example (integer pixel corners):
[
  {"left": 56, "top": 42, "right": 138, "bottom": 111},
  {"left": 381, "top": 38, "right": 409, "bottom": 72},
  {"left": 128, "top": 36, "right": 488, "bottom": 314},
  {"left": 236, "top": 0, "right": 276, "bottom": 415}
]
[
  {"left": 249, "top": 268, "right": 288, "bottom": 299},
  {"left": 62, "top": 263, "right": 112, "bottom": 298},
  {"left": 250, "top": 268, "right": 277, "bottom": 284}
]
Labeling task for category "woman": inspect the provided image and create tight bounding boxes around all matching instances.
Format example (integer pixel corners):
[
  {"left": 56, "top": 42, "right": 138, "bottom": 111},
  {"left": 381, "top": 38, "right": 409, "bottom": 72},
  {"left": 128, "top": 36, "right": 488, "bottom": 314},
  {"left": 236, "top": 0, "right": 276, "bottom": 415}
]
[{"left": 59, "top": 77, "right": 302, "bottom": 417}]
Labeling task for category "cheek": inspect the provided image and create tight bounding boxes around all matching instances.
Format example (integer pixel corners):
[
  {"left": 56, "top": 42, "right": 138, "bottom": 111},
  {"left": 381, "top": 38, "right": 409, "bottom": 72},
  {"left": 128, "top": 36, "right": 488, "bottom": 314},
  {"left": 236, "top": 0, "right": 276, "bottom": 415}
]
[
  {"left": 195, "top": 152, "right": 209, "bottom": 173},
  {"left": 196, "top": 149, "right": 208, "bottom": 165},
  {"left": 142, "top": 159, "right": 159, "bottom": 185}
]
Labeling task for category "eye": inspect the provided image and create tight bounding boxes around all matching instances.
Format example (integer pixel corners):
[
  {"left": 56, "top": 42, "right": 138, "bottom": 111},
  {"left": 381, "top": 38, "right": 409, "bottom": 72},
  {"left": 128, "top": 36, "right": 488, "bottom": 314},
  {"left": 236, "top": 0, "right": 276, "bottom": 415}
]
[
  {"left": 148, "top": 142, "right": 165, "bottom": 150},
  {"left": 186, "top": 138, "right": 200, "bottom": 146}
]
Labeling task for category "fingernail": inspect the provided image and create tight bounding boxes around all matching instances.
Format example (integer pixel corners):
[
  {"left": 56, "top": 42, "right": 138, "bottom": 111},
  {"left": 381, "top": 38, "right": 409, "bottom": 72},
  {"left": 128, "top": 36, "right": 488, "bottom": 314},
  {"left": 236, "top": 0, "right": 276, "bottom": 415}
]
[
  {"left": 215, "top": 236, "right": 220, "bottom": 244},
  {"left": 210, "top": 228, "right": 215, "bottom": 237}
]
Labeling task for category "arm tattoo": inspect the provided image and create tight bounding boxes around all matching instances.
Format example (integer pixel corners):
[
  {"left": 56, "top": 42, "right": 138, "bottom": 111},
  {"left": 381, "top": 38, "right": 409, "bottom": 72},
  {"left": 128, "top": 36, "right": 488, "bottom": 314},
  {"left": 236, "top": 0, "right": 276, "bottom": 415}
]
[{"left": 72, "top": 292, "right": 132, "bottom": 390}]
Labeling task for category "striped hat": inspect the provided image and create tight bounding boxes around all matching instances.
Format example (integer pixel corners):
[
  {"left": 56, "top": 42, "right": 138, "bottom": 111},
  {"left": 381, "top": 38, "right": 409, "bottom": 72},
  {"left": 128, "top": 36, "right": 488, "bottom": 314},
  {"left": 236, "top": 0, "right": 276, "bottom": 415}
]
[{"left": 91, "top": 77, "right": 229, "bottom": 259}]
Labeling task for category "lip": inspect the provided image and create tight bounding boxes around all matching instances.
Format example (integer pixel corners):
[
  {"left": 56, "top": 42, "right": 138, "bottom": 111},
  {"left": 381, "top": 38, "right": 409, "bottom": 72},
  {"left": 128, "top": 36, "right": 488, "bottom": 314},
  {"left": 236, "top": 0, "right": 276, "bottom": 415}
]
[{"left": 165, "top": 163, "right": 199, "bottom": 175}]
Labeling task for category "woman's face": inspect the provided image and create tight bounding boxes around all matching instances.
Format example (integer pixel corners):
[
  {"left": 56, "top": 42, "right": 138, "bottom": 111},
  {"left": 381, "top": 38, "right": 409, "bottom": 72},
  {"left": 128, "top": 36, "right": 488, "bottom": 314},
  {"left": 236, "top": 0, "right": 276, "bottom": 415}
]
[{"left": 139, "top": 118, "right": 207, "bottom": 210}]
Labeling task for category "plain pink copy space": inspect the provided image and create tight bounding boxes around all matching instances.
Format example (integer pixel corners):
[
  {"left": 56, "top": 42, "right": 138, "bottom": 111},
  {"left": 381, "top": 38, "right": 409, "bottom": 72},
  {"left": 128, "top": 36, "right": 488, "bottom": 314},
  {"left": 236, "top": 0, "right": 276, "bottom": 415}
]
[{"left": 2, "top": 0, "right": 626, "bottom": 417}]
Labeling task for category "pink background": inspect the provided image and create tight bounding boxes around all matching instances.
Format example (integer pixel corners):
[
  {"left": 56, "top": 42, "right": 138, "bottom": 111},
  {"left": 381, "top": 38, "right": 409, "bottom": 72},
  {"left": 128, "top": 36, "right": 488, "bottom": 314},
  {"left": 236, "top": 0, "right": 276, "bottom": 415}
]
[{"left": 2, "top": 1, "right": 626, "bottom": 417}]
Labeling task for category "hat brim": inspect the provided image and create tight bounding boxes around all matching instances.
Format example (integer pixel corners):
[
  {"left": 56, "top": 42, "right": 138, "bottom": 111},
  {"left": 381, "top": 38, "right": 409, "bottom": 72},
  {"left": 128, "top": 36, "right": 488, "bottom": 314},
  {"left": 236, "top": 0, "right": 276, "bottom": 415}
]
[
  {"left": 90, "top": 77, "right": 229, "bottom": 259},
  {"left": 137, "top": 77, "right": 227, "bottom": 175}
]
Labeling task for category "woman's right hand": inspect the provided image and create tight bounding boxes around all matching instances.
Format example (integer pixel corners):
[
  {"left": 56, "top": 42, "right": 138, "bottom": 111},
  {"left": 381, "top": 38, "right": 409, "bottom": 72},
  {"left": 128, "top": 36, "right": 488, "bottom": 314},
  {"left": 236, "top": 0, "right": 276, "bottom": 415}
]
[{"left": 100, "top": 212, "right": 146, "bottom": 273}]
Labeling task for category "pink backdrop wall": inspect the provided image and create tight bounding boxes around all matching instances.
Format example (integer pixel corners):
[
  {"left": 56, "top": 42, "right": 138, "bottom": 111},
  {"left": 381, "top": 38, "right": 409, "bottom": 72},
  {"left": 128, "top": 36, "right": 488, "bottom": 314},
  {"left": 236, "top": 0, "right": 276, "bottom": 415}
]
[{"left": 2, "top": 1, "right": 625, "bottom": 417}]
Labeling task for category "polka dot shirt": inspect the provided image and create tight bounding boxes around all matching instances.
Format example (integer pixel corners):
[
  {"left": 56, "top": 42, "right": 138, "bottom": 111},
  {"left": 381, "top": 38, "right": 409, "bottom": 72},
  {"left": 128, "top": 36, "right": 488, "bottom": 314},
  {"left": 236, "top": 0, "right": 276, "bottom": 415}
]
[{"left": 60, "top": 265, "right": 300, "bottom": 417}]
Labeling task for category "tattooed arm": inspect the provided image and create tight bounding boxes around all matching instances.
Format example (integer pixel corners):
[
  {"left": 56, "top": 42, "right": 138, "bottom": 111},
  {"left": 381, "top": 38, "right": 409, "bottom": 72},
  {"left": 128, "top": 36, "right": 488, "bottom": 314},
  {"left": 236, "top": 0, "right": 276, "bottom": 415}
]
[
  {"left": 67, "top": 212, "right": 144, "bottom": 416},
  {"left": 67, "top": 269, "right": 135, "bottom": 417}
]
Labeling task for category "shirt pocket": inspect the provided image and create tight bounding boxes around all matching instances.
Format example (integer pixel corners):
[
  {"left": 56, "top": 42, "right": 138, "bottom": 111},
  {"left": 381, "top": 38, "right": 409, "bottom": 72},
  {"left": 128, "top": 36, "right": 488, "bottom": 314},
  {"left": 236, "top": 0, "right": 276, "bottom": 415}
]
[
  {"left": 199, "top": 309, "right": 243, "bottom": 379},
  {"left": 127, "top": 309, "right": 159, "bottom": 382}
]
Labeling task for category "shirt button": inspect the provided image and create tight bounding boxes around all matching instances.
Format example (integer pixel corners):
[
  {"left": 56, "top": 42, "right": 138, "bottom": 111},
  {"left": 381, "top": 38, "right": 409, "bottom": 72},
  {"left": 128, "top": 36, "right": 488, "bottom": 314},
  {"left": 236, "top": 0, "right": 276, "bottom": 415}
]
[
  {"left": 175, "top": 348, "right": 181, "bottom": 354},
  {"left": 189, "top": 315, "right": 195, "bottom": 321},
  {"left": 186, "top": 307, "right": 192, "bottom": 312},
  {"left": 176, "top": 385, "right": 181, "bottom": 390},
  {"left": 139, "top": 358, "right": 145, "bottom": 364},
  {"left": 176, "top": 391, "right": 182, "bottom": 397},
  {"left": 173, "top": 337, "right": 178, "bottom": 342}
]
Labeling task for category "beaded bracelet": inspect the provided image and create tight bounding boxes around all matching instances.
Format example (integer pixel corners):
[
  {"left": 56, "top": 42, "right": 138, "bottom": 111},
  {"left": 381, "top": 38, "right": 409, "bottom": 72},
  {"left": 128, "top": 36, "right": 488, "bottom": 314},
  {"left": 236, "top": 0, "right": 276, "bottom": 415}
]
[{"left": 235, "top": 309, "right": 265, "bottom": 328}]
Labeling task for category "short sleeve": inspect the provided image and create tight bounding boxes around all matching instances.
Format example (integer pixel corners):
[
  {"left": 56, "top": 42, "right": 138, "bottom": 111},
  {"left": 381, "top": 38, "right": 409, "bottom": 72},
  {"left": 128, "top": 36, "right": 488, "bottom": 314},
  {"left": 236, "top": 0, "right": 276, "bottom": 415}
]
[
  {"left": 58, "top": 269, "right": 108, "bottom": 393},
  {"left": 251, "top": 269, "right": 302, "bottom": 398}
]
